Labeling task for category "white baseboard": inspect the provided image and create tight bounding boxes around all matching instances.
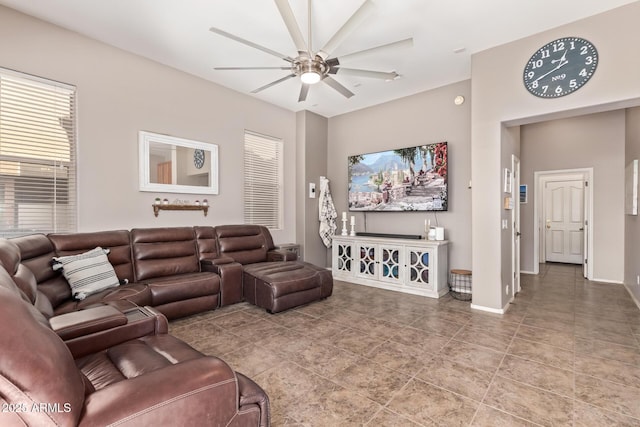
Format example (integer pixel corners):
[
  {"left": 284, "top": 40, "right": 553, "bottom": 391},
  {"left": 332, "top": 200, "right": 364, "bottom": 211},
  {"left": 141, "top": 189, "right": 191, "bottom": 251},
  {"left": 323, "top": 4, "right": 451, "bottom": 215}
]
[
  {"left": 591, "top": 277, "right": 624, "bottom": 285},
  {"left": 470, "top": 303, "right": 506, "bottom": 314},
  {"left": 517, "top": 271, "right": 623, "bottom": 284}
]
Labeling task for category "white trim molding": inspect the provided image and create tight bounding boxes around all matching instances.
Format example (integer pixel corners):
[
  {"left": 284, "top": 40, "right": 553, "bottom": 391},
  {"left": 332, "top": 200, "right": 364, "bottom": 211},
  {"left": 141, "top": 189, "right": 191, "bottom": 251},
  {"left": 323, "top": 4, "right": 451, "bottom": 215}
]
[
  {"left": 470, "top": 303, "right": 506, "bottom": 314},
  {"left": 591, "top": 278, "right": 624, "bottom": 285}
]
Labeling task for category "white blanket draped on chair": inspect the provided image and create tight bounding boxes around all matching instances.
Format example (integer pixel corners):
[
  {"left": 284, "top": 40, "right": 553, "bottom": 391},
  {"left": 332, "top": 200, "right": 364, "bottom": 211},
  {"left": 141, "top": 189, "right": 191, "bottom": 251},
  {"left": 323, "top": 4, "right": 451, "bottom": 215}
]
[{"left": 318, "top": 176, "right": 337, "bottom": 248}]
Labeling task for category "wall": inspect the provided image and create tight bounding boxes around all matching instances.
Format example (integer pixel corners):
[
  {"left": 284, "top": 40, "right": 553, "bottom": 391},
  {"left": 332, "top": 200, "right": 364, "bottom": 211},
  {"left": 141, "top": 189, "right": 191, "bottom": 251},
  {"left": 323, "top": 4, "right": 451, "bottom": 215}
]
[
  {"left": 471, "top": 2, "right": 640, "bottom": 312},
  {"left": 625, "top": 106, "right": 640, "bottom": 303},
  {"left": 296, "top": 111, "right": 329, "bottom": 266},
  {"left": 520, "top": 111, "right": 625, "bottom": 282},
  {"left": 500, "top": 125, "right": 520, "bottom": 299},
  {"left": 0, "top": 6, "right": 297, "bottom": 243},
  {"left": 328, "top": 80, "right": 472, "bottom": 271}
]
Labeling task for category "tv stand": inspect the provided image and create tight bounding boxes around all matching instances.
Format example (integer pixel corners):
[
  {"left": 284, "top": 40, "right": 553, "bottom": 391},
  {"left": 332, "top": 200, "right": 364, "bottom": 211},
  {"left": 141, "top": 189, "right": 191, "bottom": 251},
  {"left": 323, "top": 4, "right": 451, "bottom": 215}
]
[
  {"left": 332, "top": 235, "right": 449, "bottom": 298},
  {"left": 356, "top": 232, "right": 422, "bottom": 240}
]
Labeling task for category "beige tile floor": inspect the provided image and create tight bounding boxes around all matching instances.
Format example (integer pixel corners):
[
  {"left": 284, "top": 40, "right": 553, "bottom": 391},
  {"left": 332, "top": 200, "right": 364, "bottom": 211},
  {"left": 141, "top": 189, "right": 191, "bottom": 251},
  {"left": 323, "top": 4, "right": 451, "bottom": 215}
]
[{"left": 170, "top": 263, "right": 640, "bottom": 426}]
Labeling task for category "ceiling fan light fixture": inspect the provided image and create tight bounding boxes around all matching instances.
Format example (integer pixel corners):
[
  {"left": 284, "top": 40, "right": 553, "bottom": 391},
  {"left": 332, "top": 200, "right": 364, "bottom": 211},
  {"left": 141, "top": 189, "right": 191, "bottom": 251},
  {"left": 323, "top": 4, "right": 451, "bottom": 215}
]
[
  {"left": 299, "top": 61, "right": 322, "bottom": 84},
  {"left": 301, "top": 70, "right": 321, "bottom": 84}
]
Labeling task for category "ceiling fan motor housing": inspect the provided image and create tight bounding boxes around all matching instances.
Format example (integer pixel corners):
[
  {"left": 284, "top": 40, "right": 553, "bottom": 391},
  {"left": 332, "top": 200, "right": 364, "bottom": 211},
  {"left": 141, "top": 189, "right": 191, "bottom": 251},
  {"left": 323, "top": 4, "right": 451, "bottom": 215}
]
[{"left": 296, "top": 56, "right": 328, "bottom": 83}]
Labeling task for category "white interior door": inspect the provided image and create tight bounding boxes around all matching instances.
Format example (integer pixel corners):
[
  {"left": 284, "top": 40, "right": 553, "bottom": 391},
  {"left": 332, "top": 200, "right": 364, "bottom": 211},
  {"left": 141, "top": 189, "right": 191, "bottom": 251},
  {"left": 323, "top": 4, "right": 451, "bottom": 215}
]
[
  {"left": 544, "top": 179, "right": 584, "bottom": 264},
  {"left": 512, "top": 155, "right": 521, "bottom": 295}
]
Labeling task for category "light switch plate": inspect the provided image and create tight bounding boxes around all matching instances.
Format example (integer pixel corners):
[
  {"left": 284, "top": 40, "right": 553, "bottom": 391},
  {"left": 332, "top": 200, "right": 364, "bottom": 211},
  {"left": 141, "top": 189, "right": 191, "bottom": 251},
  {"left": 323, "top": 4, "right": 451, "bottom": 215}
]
[{"left": 309, "top": 183, "right": 316, "bottom": 198}]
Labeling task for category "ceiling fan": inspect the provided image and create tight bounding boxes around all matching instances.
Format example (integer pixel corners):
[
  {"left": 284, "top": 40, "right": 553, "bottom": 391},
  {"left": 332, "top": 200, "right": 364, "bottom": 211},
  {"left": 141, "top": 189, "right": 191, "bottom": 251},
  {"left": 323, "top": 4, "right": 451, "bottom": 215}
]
[{"left": 209, "top": 0, "right": 413, "bottom": 102}]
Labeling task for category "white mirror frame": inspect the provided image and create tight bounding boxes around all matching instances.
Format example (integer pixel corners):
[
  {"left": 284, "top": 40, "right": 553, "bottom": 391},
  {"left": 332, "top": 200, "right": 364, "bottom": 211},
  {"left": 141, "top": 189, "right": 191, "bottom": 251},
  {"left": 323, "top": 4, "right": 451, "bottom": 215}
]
[{"left": 139, "top": 131, "right": 219, "bottom": 194}]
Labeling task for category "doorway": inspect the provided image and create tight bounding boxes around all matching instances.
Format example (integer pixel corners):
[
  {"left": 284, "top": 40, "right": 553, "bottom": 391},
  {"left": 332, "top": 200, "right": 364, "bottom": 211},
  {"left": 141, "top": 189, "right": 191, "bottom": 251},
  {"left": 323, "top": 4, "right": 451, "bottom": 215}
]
[{"left": 534, "top": 168, "right": 593, "bottom": 279}]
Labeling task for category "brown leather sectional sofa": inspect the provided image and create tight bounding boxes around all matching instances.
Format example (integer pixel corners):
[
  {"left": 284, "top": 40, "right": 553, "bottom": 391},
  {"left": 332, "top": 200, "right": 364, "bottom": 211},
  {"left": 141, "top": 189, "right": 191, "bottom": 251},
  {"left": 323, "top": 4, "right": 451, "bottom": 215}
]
[
  {"left": 0, "top": 224, "right": 332, "bottom": 426},
  {"left": 2, "top": 224, "right": 332, "bottom": 319}
]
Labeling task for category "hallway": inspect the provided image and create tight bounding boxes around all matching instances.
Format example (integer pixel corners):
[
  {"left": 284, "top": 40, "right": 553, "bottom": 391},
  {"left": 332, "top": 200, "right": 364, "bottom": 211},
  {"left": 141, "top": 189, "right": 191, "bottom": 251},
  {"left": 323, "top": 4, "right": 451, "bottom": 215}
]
[{"left": 510, "top": 263, "right": 640, "bottom": 424}]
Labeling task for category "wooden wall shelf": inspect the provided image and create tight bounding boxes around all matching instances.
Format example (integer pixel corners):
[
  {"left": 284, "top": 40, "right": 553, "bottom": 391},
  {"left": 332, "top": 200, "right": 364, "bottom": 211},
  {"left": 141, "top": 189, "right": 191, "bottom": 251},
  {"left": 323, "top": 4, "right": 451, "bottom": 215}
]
[{"left": 153, "top": 204, "right": 208, "bottom": 217}]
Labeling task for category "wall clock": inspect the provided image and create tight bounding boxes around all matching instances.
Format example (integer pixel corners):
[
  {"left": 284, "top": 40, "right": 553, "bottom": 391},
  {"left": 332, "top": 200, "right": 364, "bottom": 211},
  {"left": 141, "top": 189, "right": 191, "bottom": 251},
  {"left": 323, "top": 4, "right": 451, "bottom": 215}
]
[
  {"left": 193, "top": 149, "right": 205, "bottom": 169},
  {"left": 523, "top": 37, "right": 598, "bottom": 98}
]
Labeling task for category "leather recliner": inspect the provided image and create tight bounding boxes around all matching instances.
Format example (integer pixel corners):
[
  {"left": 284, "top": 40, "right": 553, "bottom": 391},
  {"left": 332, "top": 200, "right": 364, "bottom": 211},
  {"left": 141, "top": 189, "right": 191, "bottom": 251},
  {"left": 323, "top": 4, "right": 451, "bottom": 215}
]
[{"left": 0, "top": 266, "right": 270, "bottom": 426}]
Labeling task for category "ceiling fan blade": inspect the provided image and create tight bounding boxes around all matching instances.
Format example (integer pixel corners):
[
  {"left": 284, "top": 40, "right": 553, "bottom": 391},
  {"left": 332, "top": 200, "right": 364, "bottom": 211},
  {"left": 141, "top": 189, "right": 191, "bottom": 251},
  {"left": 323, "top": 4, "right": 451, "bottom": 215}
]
[
  {"left": 336, "top": 38, "right": 414, "bottom": 63},
  {"left": 251, "top": 74, "right": 296, "bottom": 94},
  {"left": 214, "top": 67, "right": 292, "bottom": 70},
  {"left": 317, "top": 0, "right": 374, "bottom": 60},
  {"left": 274, "top": 0, "right": 308, "bottom": 55},
  {"left": 210, "top": 27, "right": 293, "bottom": 63},
  {"left": 329, "top": 68, "right": 399, "bottom": 80},
  {"left": 298, "top": 84, "right": 310, "bottom": 102},
  {"left": 322, "top": 76, "right": 354, "bottom": 99}
]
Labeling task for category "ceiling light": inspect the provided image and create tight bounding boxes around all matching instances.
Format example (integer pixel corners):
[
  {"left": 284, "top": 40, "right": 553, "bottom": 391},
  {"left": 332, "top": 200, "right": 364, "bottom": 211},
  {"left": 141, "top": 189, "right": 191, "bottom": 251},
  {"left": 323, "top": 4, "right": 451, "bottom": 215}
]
[
  {"left": 299, "top": 60, "right": 323, "bottom": 84},
  {"left": 301, "top": 71, "right": 321, "bottom": 84}
]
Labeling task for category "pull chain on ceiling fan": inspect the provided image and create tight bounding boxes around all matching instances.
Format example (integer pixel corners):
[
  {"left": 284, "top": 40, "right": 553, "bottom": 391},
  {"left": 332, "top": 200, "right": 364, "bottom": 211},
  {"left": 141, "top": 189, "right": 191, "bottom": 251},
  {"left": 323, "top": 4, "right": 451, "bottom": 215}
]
[{"left": 210, "top": 0, "right": 413, "bottom": 102}]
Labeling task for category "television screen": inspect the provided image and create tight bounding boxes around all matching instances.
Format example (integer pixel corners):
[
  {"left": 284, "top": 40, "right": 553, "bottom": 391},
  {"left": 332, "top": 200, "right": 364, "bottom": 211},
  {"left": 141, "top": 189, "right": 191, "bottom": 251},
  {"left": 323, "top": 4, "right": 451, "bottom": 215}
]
[{"left": 348, "top": 142, "right": 448, "bottom": 211}]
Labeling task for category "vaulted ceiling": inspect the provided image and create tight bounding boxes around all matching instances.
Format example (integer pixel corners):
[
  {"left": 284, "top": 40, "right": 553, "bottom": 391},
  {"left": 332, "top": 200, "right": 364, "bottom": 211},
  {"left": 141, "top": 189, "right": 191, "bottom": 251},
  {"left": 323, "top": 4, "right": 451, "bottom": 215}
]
[{"left": 1, "top": 0, "right": 636, "bottom": 117}]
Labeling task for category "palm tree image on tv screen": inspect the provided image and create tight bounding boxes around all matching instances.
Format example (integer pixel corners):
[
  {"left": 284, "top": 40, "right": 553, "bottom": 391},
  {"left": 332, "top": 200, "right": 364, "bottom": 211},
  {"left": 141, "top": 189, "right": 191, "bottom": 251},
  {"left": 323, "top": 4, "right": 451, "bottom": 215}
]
[{"left": 348, "top": 142, "right": 448, "bottom": 211}]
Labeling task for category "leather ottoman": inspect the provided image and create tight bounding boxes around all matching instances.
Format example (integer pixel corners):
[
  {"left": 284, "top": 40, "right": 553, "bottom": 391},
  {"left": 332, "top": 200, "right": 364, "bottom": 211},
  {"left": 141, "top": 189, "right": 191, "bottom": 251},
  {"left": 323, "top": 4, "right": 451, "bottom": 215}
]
[{"left": 242, "top": 261, "right": 332, "bottom": 313}]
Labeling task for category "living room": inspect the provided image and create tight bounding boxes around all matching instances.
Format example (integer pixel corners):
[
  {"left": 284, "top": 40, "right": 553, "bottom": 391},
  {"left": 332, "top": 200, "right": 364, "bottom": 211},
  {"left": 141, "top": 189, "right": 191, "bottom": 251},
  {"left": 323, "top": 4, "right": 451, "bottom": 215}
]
[
  {"left": 2, "top": 2, "right": 639, "bottom": 311},
  {"left": 1, "top": 1, "right": 639, "bottom": 425}
]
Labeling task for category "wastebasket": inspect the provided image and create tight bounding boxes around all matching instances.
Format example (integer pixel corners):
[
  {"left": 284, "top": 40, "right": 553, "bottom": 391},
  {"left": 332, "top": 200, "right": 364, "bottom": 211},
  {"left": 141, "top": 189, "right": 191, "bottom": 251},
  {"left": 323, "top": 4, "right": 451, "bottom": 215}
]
[{"left": 449, "top": 269, "right": 472, "bottom": 301}]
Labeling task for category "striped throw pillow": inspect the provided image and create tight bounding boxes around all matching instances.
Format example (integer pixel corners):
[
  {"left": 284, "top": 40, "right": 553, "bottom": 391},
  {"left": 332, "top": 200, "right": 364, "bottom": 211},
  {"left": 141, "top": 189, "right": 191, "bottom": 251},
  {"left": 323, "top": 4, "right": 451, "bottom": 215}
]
[{"left": 52, "top": 247, "right": 120, "bottom": 300}]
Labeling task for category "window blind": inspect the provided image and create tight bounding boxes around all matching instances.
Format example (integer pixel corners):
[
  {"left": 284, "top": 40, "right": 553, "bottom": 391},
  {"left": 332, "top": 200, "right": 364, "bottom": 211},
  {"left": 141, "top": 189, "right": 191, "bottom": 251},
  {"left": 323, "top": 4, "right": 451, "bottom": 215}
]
[
  {"left": 243, "top": 130, "right": 283, "bottom": 229},
  {"left": 0, "top": 68, "right": 77, "bottom": 237}
]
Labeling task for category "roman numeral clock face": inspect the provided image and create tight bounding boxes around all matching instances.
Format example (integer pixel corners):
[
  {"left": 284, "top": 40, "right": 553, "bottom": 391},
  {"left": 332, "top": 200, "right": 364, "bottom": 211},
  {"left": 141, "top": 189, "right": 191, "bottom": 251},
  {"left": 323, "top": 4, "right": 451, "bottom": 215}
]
[{"left": 523, "top": 37, "right": 598, "bottom": 98}]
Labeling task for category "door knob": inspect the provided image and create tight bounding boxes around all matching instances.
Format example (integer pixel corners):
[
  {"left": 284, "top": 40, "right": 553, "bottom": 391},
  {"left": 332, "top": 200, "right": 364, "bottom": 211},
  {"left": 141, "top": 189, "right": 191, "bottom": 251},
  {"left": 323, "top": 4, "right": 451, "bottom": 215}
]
[
  {"left": 579, "top": 227, "right": 584, "bottom": 231},
  {"left": 546, "top": 220, "right": 551, "bottom": 229}
]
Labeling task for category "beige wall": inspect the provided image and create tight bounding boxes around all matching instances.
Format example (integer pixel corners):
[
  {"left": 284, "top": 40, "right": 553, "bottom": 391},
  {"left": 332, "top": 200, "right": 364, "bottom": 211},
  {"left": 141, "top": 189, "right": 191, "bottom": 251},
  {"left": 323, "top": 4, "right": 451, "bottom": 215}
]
[
  {"left": 625, "top": 106, "right": 640, "bottom": 303},
  {"left": 296, "top": 111, "right": 329, "bottom": 266},
  {"left": 472, "top": 2, "right": 640, "bottom": 311},
  {"left": 520, "top": 111, "right": 626, "bottom": 282},
  {"left": 0, "top": 6, "right": 297, "bottom": 243},
  {"left": 328, "top": 80, "right": 472, "bottom": 271}
]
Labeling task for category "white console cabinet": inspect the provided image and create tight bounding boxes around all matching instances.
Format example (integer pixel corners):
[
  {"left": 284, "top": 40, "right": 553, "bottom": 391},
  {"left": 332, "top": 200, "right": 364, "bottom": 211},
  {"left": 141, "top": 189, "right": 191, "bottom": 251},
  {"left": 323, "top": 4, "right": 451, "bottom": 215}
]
[{"left": 332, "top": 235, "right": 449, "bottom": 298}]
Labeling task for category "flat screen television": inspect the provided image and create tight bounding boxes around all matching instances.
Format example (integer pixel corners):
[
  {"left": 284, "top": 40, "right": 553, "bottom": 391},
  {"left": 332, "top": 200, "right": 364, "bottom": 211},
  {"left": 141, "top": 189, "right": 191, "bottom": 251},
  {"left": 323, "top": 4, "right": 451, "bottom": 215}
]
[{"left": 348, "top": 142, "right": 448, "bottom": 211}]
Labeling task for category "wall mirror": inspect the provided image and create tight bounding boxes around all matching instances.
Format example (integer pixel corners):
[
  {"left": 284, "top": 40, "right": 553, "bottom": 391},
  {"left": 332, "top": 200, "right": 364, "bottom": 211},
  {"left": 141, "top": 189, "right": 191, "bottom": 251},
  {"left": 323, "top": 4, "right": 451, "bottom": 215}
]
[{"left": 139, "top": 131, "right": 218, "bottom": 194}]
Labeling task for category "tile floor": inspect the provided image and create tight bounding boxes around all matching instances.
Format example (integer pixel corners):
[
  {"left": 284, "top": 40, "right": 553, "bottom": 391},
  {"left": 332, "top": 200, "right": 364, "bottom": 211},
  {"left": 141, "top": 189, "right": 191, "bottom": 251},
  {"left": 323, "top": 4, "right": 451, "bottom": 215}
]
[{"left": 170, "top": 263, "right": 640, "bottom": 426}]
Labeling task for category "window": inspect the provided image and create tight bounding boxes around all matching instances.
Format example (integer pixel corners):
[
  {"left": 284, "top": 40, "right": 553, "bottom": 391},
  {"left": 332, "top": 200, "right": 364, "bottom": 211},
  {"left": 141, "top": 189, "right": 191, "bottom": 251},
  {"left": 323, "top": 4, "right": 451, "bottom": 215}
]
[
  {"left": 243, "top": 130, "right": 283, "bottom": 229},
  {"left": 0, "top": 68, "right": 77, "bottom": 237}
]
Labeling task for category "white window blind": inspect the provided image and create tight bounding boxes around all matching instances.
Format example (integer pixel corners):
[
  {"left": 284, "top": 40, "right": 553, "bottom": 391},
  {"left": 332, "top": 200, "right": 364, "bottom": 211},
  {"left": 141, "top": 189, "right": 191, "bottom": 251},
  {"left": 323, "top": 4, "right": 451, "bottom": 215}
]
[
  {"left": 243, "top": 130, "right": 283, "bottom": 229},
  {"left": 0, "top": 68, "right": 77, "bottom": 237}
]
